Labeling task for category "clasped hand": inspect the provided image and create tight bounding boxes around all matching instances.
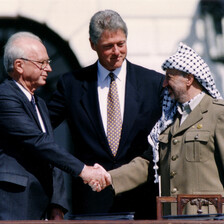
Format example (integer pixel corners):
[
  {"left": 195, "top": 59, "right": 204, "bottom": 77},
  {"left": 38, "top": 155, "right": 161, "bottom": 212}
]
[{"left": 79, "top": 163, "right": 111, "bottom": 192}]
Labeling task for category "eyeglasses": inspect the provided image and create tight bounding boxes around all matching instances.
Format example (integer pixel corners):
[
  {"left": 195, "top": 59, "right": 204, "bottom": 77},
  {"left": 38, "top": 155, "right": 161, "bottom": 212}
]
[{"left": 20, "top": 58, "right": 51, "bottom": 70}]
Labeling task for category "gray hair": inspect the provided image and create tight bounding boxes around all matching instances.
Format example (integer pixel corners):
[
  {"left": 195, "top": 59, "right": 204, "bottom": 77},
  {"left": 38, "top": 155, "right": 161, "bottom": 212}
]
[
  {"left": 89, "top": 10, "right": 128, "bottom": 45},
  {"left": 3, "top": 31, "right": 42, "bottom": 73}
]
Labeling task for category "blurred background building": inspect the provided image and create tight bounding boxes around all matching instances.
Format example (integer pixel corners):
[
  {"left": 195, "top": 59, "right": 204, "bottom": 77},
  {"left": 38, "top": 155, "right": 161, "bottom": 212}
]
[{"left": 0, "top": 0, "right": 224, "bottom": 213}]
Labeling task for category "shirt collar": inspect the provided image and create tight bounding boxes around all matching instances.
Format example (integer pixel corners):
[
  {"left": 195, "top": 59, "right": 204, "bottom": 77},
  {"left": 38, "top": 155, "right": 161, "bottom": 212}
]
[
  {"left": 14, "top": 80, "right": 33, "bottom": 102},
  {"left": 97, "top": 59, "right": 126, "bottom": 82},
  {"left": 177, "top": 91, "right": 205, "bottom": 115}
]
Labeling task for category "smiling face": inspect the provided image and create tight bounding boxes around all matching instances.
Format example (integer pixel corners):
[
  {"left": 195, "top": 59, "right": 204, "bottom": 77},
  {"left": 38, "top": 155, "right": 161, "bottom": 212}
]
[
  {"left": 163, "top": 69, "right": 190, "bottom": 103},
  {"left": 90, "top": 29, "right": 127, "bottom": 71}
]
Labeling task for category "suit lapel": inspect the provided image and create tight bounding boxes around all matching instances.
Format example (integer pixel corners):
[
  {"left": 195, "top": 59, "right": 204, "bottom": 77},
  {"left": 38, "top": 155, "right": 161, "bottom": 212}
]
[
  {"left": 36, "top": 97, "right": 53, "bottom": 135},
  {"left": 173, "top": 95, "right": 209, "bottom": 136},
  {"left": 9, "top": 80, "right": 43, "bottom": 131},
  {"left": 79, "top": 62, "right": 141, "bottom": 157},
  {"left": 117, "top": 62, "right": 140, "bottom": 155},
  {"left": 80, "top": 66, "right": 109, "bottom": 150}
]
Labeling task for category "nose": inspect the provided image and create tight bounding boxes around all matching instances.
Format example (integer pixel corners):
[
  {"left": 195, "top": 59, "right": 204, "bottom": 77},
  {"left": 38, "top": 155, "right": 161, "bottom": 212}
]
[
  {"left": 45, "top": 64, "right": 52, "bottom": 72},
  {"left": 113, "top": 44, "right": 119, "bottom": 54}
]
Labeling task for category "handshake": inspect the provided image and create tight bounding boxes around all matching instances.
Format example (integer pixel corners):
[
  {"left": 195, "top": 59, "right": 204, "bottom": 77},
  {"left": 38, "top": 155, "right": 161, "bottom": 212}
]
[{"left": 79, "top": 163, "right": 112, "bottom": 192}]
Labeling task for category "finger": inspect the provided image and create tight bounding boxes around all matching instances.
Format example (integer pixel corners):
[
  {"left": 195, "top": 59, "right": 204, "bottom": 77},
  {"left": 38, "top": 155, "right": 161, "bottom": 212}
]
[
  {"left": 93, "top": 163, "right": 101, "bottom": 168},
  {"left": 91, "top": 182, "right": 101, "bottom": 192},
  {"left": 105, "top": 173, "right": 112, "bottom": 186},
  {"left": 100, "top": 175, "right": 107, "bottom": 188},
  {"left": 88, "top": 180, "right": 97, "bottom": 187}
]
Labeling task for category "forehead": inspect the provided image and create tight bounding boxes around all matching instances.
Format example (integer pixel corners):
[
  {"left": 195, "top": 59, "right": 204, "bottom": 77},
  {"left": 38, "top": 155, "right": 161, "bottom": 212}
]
[
  {"left": 166, "top": 69, "right": 183, "bottom": 76},
  {"left": 22, "top": 38, "right": 48, "bottom": 58},
  {"left": 99, "top": 29, "right": 126, "bottom": 42}
]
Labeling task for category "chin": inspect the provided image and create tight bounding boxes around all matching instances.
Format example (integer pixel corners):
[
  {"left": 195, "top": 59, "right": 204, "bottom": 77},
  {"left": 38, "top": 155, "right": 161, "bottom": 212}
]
[
  {"left": 113, "top": 63, "right": 123, "bottom": 70},
  {"left": 39, "top": 81, "right": 46, "bottom": 86}
]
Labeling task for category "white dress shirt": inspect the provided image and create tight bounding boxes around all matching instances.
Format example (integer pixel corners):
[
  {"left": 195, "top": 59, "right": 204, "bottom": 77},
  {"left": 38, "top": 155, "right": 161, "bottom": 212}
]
[
  {"left": 178, "top": 91, "right": 205, "bottom": 125},
  {"left": 97, "top": 60, "right": 127, "bottom": 134},
  {"left": 15, "top": 81, "right": 46, "bottom": 133}
]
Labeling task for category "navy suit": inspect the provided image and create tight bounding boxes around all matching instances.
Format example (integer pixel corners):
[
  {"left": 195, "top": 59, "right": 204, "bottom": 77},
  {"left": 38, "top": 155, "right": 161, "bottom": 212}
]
[
  {"left": 0, "top": 78, "right": 84, "bottom": 220},
  {"left": 48, "top": 60, "right": 164, "bottom": 219}
]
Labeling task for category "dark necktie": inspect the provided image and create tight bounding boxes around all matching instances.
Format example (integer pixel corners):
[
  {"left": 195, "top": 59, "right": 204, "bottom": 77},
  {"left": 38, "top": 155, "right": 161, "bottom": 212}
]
[
  {"left": 107, "top": 73, "right": 122, "bottom": 156},
  {"left": 31, "top": 95, "right": 46, "bottom": 133},
  {"left": 31, "top": 95, "right": 37, "bottom": 113}
]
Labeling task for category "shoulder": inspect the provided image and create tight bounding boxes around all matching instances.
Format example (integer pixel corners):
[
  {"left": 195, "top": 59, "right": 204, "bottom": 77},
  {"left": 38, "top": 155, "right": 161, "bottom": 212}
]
[
  {"left": 210, "top": 98, "right": 224, "bottom": 116},
  {"left": 127, "top": 60, "right": 163, "bottom": 75},
  {"left": 126, "top": 60, "right": 164, "bottom": 82},
  {"left": 0, "top": 78, "right": 18, "bottom": 96},
  {"left": 202, "top": 95, "right": 224, "bottom": 112},
  {"left": 60, "top": 63, "right": 97, "bottom": 82},
  {"left": 212, "top": 98, "right": 224, "bottom": 106},
  {"left": 206, "top": 97, "right": 224, "bottom": 118}
]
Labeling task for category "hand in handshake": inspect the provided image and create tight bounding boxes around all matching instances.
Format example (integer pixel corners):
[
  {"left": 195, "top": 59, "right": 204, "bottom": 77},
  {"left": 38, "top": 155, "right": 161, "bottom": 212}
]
[{"left": 79, "top": 163, "right": 112, "bottom": 192}]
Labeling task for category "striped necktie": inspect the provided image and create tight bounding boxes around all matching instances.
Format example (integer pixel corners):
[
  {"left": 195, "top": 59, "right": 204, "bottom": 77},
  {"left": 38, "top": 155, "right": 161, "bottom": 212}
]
[{"left": 107, "top": 73, "right": 122, "bottom": 156}]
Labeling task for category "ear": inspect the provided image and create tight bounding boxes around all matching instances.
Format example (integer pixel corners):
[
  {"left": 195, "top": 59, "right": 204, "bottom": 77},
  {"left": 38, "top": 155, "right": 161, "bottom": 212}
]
[
  {"left": 89, "top": 38, "right": 96, "bottom": 51},
  {"left": 186, "top": 74, "right": 194, "bottom": 86},
  {"left": 14, "top": 59, "right": 24, "bottom": 74}
]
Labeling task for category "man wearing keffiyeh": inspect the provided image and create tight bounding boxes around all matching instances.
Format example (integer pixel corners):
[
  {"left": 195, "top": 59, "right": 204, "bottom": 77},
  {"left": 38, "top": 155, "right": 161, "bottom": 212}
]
[{"left": 106, "top": 42, "right": 224, "bottom": 215}]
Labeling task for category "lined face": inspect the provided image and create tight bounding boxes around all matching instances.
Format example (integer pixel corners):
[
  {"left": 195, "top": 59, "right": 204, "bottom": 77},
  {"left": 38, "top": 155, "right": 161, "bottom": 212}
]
[
  {"left": 15, "top": 38, "right": 52, "bottom": 93},
  {"left": 163, "top": 69, "right": 189, "bottom": 103},
  {"left": 90, "top": 29, "right": 127, "bottom": 71}
]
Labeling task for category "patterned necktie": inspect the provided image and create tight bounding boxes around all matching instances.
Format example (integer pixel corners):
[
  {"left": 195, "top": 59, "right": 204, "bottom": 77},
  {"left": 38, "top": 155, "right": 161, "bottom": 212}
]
[{"left": 107, "top": 72, "right": 122, "bottom": 156}]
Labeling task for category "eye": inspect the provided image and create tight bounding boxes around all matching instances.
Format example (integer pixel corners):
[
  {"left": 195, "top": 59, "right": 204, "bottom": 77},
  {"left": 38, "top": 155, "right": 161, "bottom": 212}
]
[
  {"left": 118, "top": 42, "right": 124, "bottom": 47},
  {"left": 118, "top": 41, "right": 126, "bottom": 47},
  {"left": 103, "top": 44, "right": 113, "bottom": 50}
]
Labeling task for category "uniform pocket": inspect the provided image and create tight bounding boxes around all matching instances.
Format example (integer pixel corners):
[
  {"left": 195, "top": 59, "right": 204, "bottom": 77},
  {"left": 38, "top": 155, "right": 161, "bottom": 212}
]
[{"left": 185, "top": 131, "right": 210, "bottom": 162}]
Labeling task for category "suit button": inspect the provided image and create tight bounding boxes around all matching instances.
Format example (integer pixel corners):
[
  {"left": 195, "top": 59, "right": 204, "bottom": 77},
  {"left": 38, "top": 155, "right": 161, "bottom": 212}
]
[
  {"left": 171, "top": 187, "right": 178, "bottom": 193},
  {"left": 170, "top": 171, "right": 177, "bottom": 177},
  {"left": 173, "top": 139, "right": 178, "bottom": 145},
  {"left": 171, "top": 155, "right": 178, "bottom": 161}
]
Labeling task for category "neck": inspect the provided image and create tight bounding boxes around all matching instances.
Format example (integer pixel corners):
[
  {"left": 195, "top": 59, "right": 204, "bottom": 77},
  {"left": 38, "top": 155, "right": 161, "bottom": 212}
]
[
  {"left": 180, "top": 82, "right": 203, "bottom": 103},
  {"left": 17, "top": 80, "right": 35, "bottom": 95}
]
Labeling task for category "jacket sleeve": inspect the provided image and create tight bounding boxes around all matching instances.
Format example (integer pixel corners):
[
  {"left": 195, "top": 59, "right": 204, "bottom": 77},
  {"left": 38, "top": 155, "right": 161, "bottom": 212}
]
[
  {"left": 49, "top": 167, "right": 69, "bottom": 213},
  {"left": 0, "top": 94, "right": 84, "bottom": 177},
  {"left": 109, "top": 156, "right": 149, "bottom": 195}
]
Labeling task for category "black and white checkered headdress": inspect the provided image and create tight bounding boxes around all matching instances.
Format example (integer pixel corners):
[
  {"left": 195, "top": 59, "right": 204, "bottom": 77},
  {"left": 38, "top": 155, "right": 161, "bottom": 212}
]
[
  {"left": 148, "top": 42, "right": 222, "bottom": 183},
  {"left": 162, "top": 42, "right": 221, "bottom": 99}
]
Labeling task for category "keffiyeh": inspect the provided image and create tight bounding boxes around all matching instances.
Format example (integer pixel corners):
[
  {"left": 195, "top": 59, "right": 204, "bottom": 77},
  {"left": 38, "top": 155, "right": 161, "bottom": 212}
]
[{"left": 149, "top": 42, "right": 222, "bottom": 183}]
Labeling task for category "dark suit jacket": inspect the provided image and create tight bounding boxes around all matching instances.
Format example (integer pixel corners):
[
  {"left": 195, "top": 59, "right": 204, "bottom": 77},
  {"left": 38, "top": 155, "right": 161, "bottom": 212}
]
[
  {"left": 0, "top": 78, "right": 84, "bottom": 220},
  {"left": 48, "top": 60, "right": 164, "bottom": 218}
]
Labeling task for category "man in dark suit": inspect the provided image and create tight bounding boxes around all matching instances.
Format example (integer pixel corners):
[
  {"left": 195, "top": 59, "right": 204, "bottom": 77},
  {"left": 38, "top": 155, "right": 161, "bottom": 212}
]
[
  {"left": 0, "top": 31, "right": 109, "bottom": 220},
  {"left": 48, "top": 10, "right": 164, "bottom": 219}
]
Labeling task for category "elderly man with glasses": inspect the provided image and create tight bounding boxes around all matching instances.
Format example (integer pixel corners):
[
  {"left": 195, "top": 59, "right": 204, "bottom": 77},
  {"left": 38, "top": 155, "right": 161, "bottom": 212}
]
[{"left": 0, "top": 31, "right": 110, "bottom": 220}]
